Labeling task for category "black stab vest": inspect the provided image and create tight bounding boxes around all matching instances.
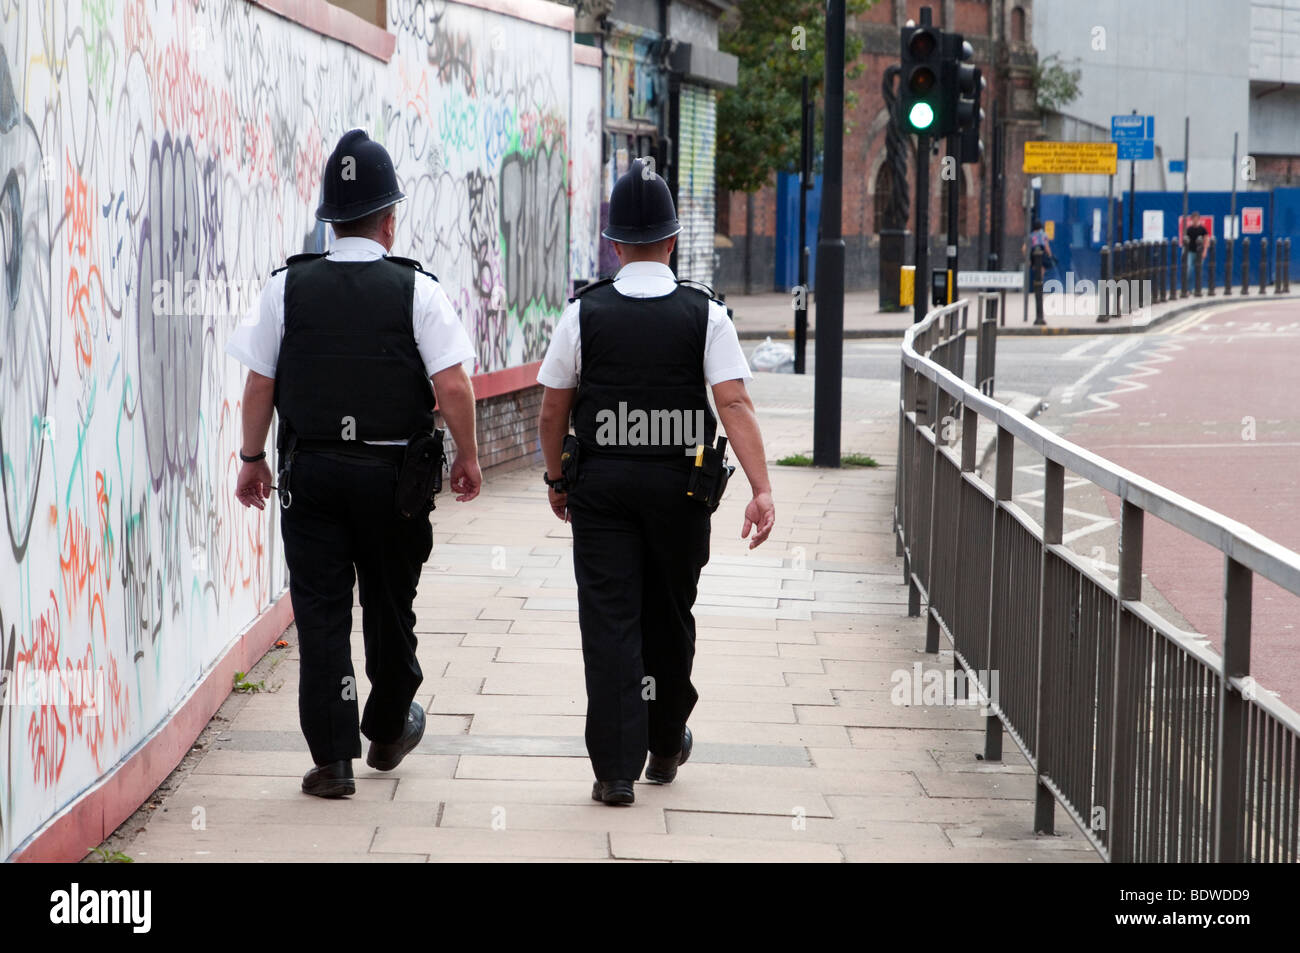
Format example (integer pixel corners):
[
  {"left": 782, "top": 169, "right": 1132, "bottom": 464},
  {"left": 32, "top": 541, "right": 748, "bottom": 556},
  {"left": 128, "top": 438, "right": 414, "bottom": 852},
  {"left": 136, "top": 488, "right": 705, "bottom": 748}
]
[
  {"left": 572, "top": 281, "right": 717, "bottom": 458},
  {"left": 274, "top": 256, "right": 435, "bottom": 442}
]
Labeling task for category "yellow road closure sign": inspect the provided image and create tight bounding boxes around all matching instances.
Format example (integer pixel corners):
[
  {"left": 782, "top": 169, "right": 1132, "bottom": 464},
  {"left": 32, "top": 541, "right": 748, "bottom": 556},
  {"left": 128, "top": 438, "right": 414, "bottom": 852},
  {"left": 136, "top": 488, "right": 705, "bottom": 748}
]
[{"left": 1022, "top": 141, "right": 1117, "bottom": 175}]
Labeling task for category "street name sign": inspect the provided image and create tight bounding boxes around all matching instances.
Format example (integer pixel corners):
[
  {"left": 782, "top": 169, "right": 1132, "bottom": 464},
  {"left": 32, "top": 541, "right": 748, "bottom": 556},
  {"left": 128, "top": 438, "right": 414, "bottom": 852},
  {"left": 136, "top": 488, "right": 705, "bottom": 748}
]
[{"left": 957, "top": 271, "right": 1025, "bottom": 290}]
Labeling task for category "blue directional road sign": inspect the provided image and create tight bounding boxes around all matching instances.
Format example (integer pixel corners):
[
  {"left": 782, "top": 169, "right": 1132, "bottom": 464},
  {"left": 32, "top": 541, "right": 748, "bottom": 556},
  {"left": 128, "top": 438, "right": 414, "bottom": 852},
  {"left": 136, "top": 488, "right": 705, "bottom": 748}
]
[
  {"left": 1117, "top": 139, "right": 1155, "bottom": 161},
  {"left": 1111, "top": 115, "right": 1155, "bottom": 140}
]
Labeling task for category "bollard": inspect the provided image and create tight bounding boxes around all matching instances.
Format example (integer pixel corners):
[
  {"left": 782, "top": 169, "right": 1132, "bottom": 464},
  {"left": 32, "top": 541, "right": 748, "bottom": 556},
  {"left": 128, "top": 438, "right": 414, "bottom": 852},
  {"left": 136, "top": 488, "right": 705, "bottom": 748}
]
[
  {"left": 1241, "top": 237, "right": 1250, "bottom": 295},
  {"left": 1128, "top": 240, "right": 1138, "bottom": 312},
  {"left": 1286, "top": 238, "right": 1292, "bottom": 292},
  {"left": 1225, "top": 232, "right": 1234, "bottom": 295},
  {"left": 1098, "top": 244, "right": 1111, "bottom": 321},
  {"left": 1207, "top": 238, "right": 1217, "bottom": 296},
  {"left": 1119, "top": 241, "right": 1131, "bottom": 315},
  {"left": 1156, "top": 239, "right": 1166, "bottom": 303},
  {"left": 1134, "top": 241, "right": 1143, "bottom": 309},
  {"left": 1260, "top": 237, "right": 1268, "bottom": 294},
  {"left": 1169, "top": 239, "right": 1178, "bottom": 301},
  {"left": 1179, "top": 239, "right": 1188, "bottom": 298},
  {"left": 1142, "top": 241, "right": 1151, "bottom": 308}
]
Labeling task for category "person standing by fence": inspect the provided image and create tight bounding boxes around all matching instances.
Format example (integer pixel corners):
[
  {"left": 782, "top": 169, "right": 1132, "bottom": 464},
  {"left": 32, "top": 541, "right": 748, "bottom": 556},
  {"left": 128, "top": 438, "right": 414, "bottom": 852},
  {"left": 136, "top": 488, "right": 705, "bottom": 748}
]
[
  {"left": 1183, "top": 211, "right": 1210, "bottom": 296},
  {"left": 1022, "top": 220, "right": 1053, "bottom": 325}
]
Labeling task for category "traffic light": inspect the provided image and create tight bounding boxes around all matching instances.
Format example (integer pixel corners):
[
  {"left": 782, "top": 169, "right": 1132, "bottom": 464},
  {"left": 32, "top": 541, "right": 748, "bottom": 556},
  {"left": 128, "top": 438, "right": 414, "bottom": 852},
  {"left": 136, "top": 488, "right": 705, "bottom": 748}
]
[
  {"left": 946, "top": 38, "right": 983, "bottom": 162},
  {"left": 959, "top": 66, "right": 985, "bottom": 164},
  {"left": 899, "top": 22, "right": 945, "bottom": 135}
]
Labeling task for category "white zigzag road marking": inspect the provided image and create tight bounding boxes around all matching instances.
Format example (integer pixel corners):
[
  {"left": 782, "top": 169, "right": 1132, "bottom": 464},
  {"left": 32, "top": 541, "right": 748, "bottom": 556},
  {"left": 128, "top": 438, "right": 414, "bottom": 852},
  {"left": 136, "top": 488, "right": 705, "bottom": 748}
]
[{"left": 1065, "top": 339, "right": 1184, "bottom": 417}]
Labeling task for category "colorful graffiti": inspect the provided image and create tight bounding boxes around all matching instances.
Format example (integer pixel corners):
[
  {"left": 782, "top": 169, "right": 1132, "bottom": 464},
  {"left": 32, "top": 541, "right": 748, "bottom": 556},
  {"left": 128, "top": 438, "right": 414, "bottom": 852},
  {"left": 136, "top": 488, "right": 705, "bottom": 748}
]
[
  {"left": 569, "top": 62, "right": 601, "bottom": 283},
  {"left": 0, "top": 0, "right": 583, "bottom": 860}
]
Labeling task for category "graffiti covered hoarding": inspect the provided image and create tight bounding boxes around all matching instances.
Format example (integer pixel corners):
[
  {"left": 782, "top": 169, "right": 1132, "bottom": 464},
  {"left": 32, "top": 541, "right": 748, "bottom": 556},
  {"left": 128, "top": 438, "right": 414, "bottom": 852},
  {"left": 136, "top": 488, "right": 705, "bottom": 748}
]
[{"left": 0, "top": 0, "right": 574, "bottom": 860}]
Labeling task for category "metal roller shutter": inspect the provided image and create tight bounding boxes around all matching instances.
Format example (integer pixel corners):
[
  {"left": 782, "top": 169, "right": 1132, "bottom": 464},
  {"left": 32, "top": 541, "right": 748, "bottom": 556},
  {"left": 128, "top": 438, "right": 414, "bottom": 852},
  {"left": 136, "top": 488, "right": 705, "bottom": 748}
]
[{"left": 677, "top": 84, "right": 716, "bottom": 286}]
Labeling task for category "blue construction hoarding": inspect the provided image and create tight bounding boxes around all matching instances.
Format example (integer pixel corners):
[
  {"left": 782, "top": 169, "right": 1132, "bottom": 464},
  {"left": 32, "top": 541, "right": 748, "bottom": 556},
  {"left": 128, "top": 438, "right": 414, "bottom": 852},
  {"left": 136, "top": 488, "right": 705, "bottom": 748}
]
[{"left": 1037, "top": 188, "right": 1300, "bottom": 287}]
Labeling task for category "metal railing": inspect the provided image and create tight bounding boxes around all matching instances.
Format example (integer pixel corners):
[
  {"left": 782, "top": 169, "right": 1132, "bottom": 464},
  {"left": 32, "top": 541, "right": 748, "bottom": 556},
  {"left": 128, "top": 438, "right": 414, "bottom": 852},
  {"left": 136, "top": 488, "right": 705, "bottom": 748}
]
[{"left": 894, "top": 298, "right": 1300, "bottom": 862}]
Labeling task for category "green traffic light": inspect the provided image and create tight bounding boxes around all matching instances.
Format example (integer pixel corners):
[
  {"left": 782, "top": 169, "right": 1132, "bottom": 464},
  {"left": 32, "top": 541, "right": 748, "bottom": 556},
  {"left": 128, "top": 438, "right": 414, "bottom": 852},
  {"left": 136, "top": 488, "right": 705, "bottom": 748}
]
[{"left": 909, "top": 101, "right": 935, "bottom": 130}]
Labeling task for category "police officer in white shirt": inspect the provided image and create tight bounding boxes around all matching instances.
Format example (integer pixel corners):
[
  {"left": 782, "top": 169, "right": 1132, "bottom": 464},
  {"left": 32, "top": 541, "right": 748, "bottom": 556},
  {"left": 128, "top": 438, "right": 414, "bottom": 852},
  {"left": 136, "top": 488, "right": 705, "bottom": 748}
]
[
  {"left": 227, "top": 129, "right": 481, "bottom": 799},
  {"left": 537, "top": 159, "right": 776, "bottom": 805}
]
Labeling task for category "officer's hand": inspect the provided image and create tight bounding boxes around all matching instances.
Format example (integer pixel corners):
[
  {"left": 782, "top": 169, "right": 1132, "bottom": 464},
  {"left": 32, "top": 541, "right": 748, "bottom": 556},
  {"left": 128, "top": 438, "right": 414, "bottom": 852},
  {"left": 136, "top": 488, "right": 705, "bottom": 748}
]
[
  {"left": 547, "top": 487, "right": 569, "bottom": 522},
  {"left": 449, "top": 456, "right": 482, "bottom": 502},
  {"left": 235, "top": 459, "right": 274, "bottom": 510},
  {"left": 741, "top": 491, "right": 775, "bottom": 549}
]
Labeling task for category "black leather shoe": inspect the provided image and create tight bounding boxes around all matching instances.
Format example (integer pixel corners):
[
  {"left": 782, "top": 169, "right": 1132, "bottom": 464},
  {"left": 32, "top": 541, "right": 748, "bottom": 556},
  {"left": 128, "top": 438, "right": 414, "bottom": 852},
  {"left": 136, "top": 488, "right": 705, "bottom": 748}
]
[
  {"left": 366, "top": 701, "right": 426, "bottom": 771},
  {"left": 302, "top": 760, "right": 355, "bottom": 798},
  {"left": 591, "top": 780, "right": 635, "bottom": 805},
  {"left": 645, "top": 726, "right": 692, "bottom": 783}
]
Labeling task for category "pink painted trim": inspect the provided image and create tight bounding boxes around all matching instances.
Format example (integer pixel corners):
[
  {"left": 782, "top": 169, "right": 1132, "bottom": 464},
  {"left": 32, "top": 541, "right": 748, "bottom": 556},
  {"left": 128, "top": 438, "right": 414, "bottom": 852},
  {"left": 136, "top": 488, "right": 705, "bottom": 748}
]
[
  {"left": 250, "top": 0, "right": 397, "bottom": 62},
  {"left": 448, "top": 0, "right": 574, "bottom": 30},
  {"left": 471, "top": 360, "right": 544, "bottom": 400},
  {"left": 574, "top": 43, "right": 603, "bottom": 67},
  {"left": 11, "top": 592, "right": 295, "bottom": 863}
]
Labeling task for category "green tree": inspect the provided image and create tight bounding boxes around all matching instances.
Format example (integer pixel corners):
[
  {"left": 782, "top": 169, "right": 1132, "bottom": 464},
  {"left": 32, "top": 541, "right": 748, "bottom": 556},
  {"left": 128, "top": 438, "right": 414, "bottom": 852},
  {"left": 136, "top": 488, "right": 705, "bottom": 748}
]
[
  {"left": 1032, "top": 54, "right": 1082, "bottom": 114},
  {"left": 716, "top": 0, "right": 874, "bottom": 195}
]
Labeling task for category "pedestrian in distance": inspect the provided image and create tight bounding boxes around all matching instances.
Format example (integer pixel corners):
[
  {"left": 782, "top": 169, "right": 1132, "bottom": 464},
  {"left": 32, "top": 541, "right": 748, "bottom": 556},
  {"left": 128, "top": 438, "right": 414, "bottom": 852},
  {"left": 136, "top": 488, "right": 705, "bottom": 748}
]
[
  {"left": 536, "top": 158, "right": 776, "bottom": 806},
  {"left": 1183, "top": 211, "right": 1211, "bottom": 296},
  {"left": 228, "top": 129, "right": 482, "bottom": 799},
  {"left": 1022, "top": 219, "right": 1053, "bottom": 325}
]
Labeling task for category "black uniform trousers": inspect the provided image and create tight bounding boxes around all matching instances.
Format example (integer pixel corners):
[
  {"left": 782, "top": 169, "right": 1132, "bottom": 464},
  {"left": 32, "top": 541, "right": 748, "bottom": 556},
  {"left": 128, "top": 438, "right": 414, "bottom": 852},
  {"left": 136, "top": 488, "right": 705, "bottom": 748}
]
[
  {"left": 566, "top": 455, "right": 711, "bottom": 781},
  {"left": 279, "top": 449, "right": 433, "bottom": 765}
]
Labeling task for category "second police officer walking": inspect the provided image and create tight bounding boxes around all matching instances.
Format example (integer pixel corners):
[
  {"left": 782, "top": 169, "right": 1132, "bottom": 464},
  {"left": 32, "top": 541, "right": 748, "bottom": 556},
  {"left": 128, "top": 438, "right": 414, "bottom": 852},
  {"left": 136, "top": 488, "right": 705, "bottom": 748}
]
[
  {"left": 228, "top": 130, "right": 482, "bottom": 799},
  {"left": 536, "top": 159, "right": 777, "bottom": 805}
]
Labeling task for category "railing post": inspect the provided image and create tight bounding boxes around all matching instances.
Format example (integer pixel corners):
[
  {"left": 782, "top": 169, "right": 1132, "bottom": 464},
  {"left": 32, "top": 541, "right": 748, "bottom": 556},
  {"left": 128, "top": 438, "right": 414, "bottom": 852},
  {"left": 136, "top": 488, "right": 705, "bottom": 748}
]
[
  {"left": 983, "top": 427, "right": 1014, "bottom": 763},
  {"left": 1033, "top": 459, "right": 1064, "bottom": 835},
  {"left": 1259, "top": 236, "right": 1268, "bottom": 294},
  {"left": 1215, "top": 557, "right": 1252, "bottom": 863},
  {"left": 908, "top": 347, "right": 935, "bottom": 619},
  {"left": 1241, "top": 237, "right": 1250, "bottom": 296},
  {"left": 1108, "top": 500, "right": 1144, "bottom": 862},
  {"left": 896, "top": 360, "right": 908, "bottom": 557}
]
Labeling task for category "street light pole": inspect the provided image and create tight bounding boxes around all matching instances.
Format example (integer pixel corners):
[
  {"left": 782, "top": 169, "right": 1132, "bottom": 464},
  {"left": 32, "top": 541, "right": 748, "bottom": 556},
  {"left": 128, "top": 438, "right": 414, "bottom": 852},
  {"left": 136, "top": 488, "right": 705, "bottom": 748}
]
[{"left": 812, "top": 0, "right": 845, "bottom": 467}]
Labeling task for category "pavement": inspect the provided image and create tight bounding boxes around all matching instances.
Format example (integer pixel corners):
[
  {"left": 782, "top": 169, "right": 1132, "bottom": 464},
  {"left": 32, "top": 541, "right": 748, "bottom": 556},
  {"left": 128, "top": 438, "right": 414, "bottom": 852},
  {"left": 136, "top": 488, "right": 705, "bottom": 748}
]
[
  {"left": 100, "top": 372, "right": 1097, "bottom": 863},
  {"left": 726, "top": 285, "right": 1300, "bottom": 340}
]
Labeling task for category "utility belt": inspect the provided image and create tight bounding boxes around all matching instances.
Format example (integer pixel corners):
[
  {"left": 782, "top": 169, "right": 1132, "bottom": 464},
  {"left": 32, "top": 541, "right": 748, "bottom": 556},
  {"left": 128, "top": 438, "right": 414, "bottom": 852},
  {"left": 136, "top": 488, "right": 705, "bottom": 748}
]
[
  {"left": 277, "top": 428, "right": 445, "bottom": 518},
  {"left": 567, "top": 434, "right": 734, "bottom": 513}
]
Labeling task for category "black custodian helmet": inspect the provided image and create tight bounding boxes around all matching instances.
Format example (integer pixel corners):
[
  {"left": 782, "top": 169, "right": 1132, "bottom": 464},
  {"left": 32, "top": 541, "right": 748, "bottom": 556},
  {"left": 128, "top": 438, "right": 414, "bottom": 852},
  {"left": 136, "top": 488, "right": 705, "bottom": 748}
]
[
  {"left": 315, "top": 129, "right": 405, "bottom": 223},
  {"left": 601, "top": 158, "right": 681, "bottom": 244}
]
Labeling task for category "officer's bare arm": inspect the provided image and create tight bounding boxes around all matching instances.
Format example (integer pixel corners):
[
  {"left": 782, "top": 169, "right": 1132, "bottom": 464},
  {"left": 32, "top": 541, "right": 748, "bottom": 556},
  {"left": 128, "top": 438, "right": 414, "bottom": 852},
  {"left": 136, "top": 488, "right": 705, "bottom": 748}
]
[
  {"left": 538, "top": 387, "right": 576, "bottom": 483},
  {"left": 234, "top": 371, "right": 276, "bottom": 510},
  {"left": 432, "top": 363, "right": 482, "bottom": 502},
  {"left": 712, "top": 378, "right": 776, "bottom": 549},
  {"left": 240, "top": 370, "right": 275, "bottom": 456}
]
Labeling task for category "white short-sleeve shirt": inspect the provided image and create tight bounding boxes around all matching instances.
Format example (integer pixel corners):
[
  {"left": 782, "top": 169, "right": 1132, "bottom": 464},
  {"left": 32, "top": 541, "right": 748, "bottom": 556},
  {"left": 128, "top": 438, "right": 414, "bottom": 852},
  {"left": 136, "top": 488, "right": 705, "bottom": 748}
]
[
  {"left": 225, "top": 236, "right": 476, "bottom": 380},
  {"left": 536, "top": 260, "right": 752, "bottom": 389}
]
